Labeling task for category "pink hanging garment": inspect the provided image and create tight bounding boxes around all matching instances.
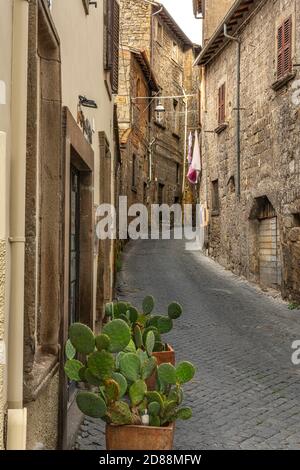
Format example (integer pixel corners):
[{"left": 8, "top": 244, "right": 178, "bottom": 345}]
[
  {"left": 187, "top": 131, "right": 193, "bottom": 164},
  {"left": 187, "top": 131, "right": 201, "bottom": 185}
]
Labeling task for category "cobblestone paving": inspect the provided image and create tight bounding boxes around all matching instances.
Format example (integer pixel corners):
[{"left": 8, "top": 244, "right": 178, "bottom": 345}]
[{"left": 75, "top": 239, "right": 300, "bottom": 450}]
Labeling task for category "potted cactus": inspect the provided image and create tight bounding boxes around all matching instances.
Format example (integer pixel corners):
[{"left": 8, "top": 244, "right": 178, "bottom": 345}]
[
  {"left": 105, "top": 296, "right": 183, "bottom": 387},
  {"left": 64, "top": 319, "right": 195, "bottom": 450}
]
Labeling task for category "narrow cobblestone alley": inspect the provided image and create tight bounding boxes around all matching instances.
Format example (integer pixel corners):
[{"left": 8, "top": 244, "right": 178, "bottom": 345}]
[{"left": 76, "top": 239, "right": 300, "bottom": 450}]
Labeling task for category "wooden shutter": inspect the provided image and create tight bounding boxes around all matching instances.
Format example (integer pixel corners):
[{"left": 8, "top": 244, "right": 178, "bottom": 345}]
[
  {"left": 218, "top": 84, "right": 225, "bottom": 124},
  {"left": 277, "top": 16, "right": 292, "bottom": 79},
  {"left": 111, "top": 0, "right": 120, "bottom": 93}
]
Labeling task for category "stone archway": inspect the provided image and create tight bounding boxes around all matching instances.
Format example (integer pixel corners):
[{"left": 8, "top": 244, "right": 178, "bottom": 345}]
[{"left": 249, "top": 196, "right": 282, "bottom": 289}]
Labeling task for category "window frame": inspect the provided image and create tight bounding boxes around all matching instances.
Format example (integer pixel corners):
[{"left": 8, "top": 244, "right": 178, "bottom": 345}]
[
  {"left": 218, "top": 83, "right": 226, "bottom": 125},
  {"left": 211, "top": 179, "right": 220, "bottom": 214}
]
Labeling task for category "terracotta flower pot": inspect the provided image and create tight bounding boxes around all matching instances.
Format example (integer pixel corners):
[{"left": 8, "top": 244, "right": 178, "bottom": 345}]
[
  {"left": 106, "top": 423, "right": 175, "bottom": 450},
  {"left": 146, "top": 344, "right": 175, "bottom": 390}
]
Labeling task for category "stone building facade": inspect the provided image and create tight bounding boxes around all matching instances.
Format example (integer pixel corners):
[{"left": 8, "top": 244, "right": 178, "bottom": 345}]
[
  {"left": 0, "top": 0, "right": 120, "bottom": 450},
  {"left": 195, "top": 0, "right": 300, "bottom": 301},
  {"left": 117, "top": 49, "right": 159, "bottom": 210},
  {"left": 119, "top": 0, "right": 200, "bottom": 212}
]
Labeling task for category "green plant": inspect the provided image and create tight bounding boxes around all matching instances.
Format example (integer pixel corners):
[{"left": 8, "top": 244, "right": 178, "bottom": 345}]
[
  {"left": 64, "top": 320, "right": 195, "bottom": 428},
  {"left": 104, "top": 296, "right": 183, "bottom": 352},
  {"left": 288, "top": 302, "right": 300, "bottom": 310}
]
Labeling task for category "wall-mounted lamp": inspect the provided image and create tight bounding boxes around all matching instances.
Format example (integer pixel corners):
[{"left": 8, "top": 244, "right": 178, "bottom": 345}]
[{"left": 79, "top": 95, "right": 98, "bottom": 109}]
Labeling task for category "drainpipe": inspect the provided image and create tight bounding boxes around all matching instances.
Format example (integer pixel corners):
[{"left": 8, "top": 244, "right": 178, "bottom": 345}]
[
  {"left": 181, "top": 88, "right": 188, "bottom": 198},
  {"left": 7, "top": 0, "right": 29, "bottom": 450},
  {"left": 224, "top": 24, "right": 241, "bottom": 200}
]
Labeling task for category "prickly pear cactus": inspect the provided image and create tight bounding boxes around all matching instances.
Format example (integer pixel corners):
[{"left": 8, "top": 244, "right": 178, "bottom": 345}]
[
  {"left": 69, "top": 323, "right": 95, "bottom": 355},
  {"left": 157, "top": 363, "right": 177, "bottom": 385},
  {"left": 87, "top": 350, "right": 114, "bottom": 380},
  {"left": 145, "top": 330, "right": 155, "bottom": 355},
  {"left": 148, "top": 401, "right": 161, "bottom": 416},
  {"left": 111, "top": 372, "right": 128, "bottom": 398},
  {"left": 141, "top": 356, "right": 157, "bottom": 380},
  {"left": 176, "top": 407, "right": 192, "bottom": 420},
  {"left": 134, "top": 325, "right": 143, "bottom": 349},
  {"left": 168, "top": 302, "right": 183, "bottom": 319},
  {"left": 129, "top": 379, "right": 147, "bottom": 406},
  {"left": 64, "top": 359, "right": 83, "bottom": 381},
  {"left": 76, "top": 391, "right": 107, "bottom": 419},
  {"left": 107, "top": 401, "right": 133, "bottom": 425},
  {"left": 119, "top": 352, "right": 141, "bottom": 382},
  {"left": 95, "top": 333, "right": 110, "bottom": 351},
  {"left": 176, "top": 361, "right": 195, "bottom": 384},
  {"left": 102, "top": 319, "right": 131, "bottom": 353},
  {"left": 149, "top": 415, "right": 160, "bottom": 427},
  {"left": 105, "top": 379, "right": 120, "bottom": 403},
  {"left": 142, "top": 295, "right": 155, "bottom": 315}
]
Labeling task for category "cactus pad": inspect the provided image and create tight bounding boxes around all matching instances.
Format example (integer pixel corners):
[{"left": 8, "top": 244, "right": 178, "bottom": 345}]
[
  {"left": 119, "top": 353, "right": 141, "bottom": 382},
  {"left": 108, "top": 401, "right": 133, "bottom": 425},
  {"left": 134, "top": 325, "right": 143, "bottom": 349},
  {"left": 167, "top": 302, "right": 183, "bottom": 319},
  {"left": 176, "top": 361, "right": 195, "bottom": 384},
  {"left": 148, "top": 401, "right": 161, "bottom": 416},
  {"left": 69, "top": 323, "right": 95, "bottom": 355},
  {"left": 111, "top": 372, "right": 128, "bottom": 398},
  {"left": 95, "top": 333, "right": 110, "bottom": 351},
  {"left": 157, "top": 363, "right": 177, "bottom": 385},
  {"left": 105, "top": 302, "right": 114, "bottom": 318},
  {"left": 146, "top": 391, "right": 164, "bottom": 409},
  {"left": 153, "top": 341, "right": 165, "bottom": 352},
  {"left": 157, "top": 316, "right": 173, "bottom": 334},
  {"left": 141, "top": 356, "right": 157, "bottom": 380},
  {"left": 142, "top": 295, "right": 155, "bottom": 315},
  {"left": 176, "top": 407, "right": 192, "bottom": 420},
  {"left": 149, "top": 415, "right": 161, "bottom": 427},
  {"left": 127, "top": 306, "right": 138, "bottom": 324},
  {"left": 145, "top": 330, "right": 155, "bottom": 355},
  {"left": 64, "top": 359, "right": 83, "bottom": 381},
  {"left": 105, "top": 379, "right": 120, "bottom": 402},
  {"left": 85, "top": 368, "right": 102, "bottom": 386},
  {"left": 102, "top": 319, "right": 131, "bottom": 353},
  {"left": 129, "top": 379, "right": 147, "bottom": 406},
  {"left": 65, "top": 339, "right": 76, "bottom": 360},
  {"left": 76, "top": 391, "right": 107, "bottom": 418},
  {"left": 87, "top": 350, "right": 114, "bottom": 380}
]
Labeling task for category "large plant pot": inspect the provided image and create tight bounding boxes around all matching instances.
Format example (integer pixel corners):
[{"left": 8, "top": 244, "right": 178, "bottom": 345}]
[
  {"left": 106, "top": 423, "right": 175, "bottom": 450},
  {"left": 147, "top": 344, "right": 175, "bottom": 390}
]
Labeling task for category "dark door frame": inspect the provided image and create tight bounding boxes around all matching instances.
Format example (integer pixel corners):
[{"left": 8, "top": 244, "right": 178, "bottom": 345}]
[{"left": 58, "top": 107, "right": 94, "bottom": 449}]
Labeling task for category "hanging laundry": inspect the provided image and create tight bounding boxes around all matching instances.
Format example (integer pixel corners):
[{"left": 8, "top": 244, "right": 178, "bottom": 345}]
[
  {"left": 187, "top": 131, "right": 193, "bottom": 164},
  {"left": 187, "top": 131, "right": 201, "bottom": 185}
]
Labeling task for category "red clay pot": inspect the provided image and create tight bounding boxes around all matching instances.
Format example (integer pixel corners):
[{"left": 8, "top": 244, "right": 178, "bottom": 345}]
[
  {"left": 106, "top": 423, "right": 175, "bottom": 450},
  {"left": 146, "top": 344, "right": 175, "bottom": 390}
]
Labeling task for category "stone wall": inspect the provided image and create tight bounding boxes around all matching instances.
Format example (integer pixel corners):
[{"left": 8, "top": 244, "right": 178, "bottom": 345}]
[
  {"left": 119, "top": 0, "right": 152, "bottom": 58},
  {"left": 26, "top": 371, "right": 59, "bottom": 449},
  {"left": 203, "top": 0, "right": 236, "bottom": 44},
  {"left": 200, "top": 0, "right": 300, "bottom": 301}
]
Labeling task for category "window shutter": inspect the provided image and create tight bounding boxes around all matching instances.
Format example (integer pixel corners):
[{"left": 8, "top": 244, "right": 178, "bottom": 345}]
[
  {"left": 111, "top": 0, "right": 120, "bottom": 94},
  {"left": 283, "top": 16, "right": 292, "bottom": 75},
  {"left": 277, "top": 24, "right": 283, "bottom": 78},
  {"left": 218, "top": 84, "right": 225, "bottom": 124},
  {"left": 277, "top": 17, "right": 292, "bottom": 79},
  {"left": 103, "top": 0, "right": 109, "bottom": 69}
]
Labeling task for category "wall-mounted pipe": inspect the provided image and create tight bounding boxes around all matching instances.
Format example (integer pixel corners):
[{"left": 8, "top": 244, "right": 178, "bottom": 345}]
[
  {"left": 7, "top": 0, "right": 29, "bottom": 450},
  {"left": 224, "top": 24, "right": 241, "bottom": 200}
]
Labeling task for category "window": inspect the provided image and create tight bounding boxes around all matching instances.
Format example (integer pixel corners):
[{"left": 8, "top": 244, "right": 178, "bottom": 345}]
[
  {"left": 277, "top": 16, "right": 292, "bottom": 79},
  {"left": 211, "top": 180, "right": 220, "bottom": 213},
  {"left": 173, "top": 99, "right": 179, "bottom": 135},
  {"left": 172, "top": 42, "right": 179, "bottom": 62},
  {"left": 218, "top": 84, "right": 226, "bottom": 125},
  {"left": 176, "top": 163, "right": 180, "bottom": 184},
  {"left": 156, "top": 21, "right": 163, "bottom": 45},
  {"left": 103, "top": 0, "right": 120, "bottom": 93},
  {"left": 132, "top": 154, "right": 137, "bottom": 189}
]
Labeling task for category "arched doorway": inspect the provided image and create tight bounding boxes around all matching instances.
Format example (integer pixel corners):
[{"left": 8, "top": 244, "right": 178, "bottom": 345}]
[{"left": 250, "top": 196, "right": 282, "bottom": 289}]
